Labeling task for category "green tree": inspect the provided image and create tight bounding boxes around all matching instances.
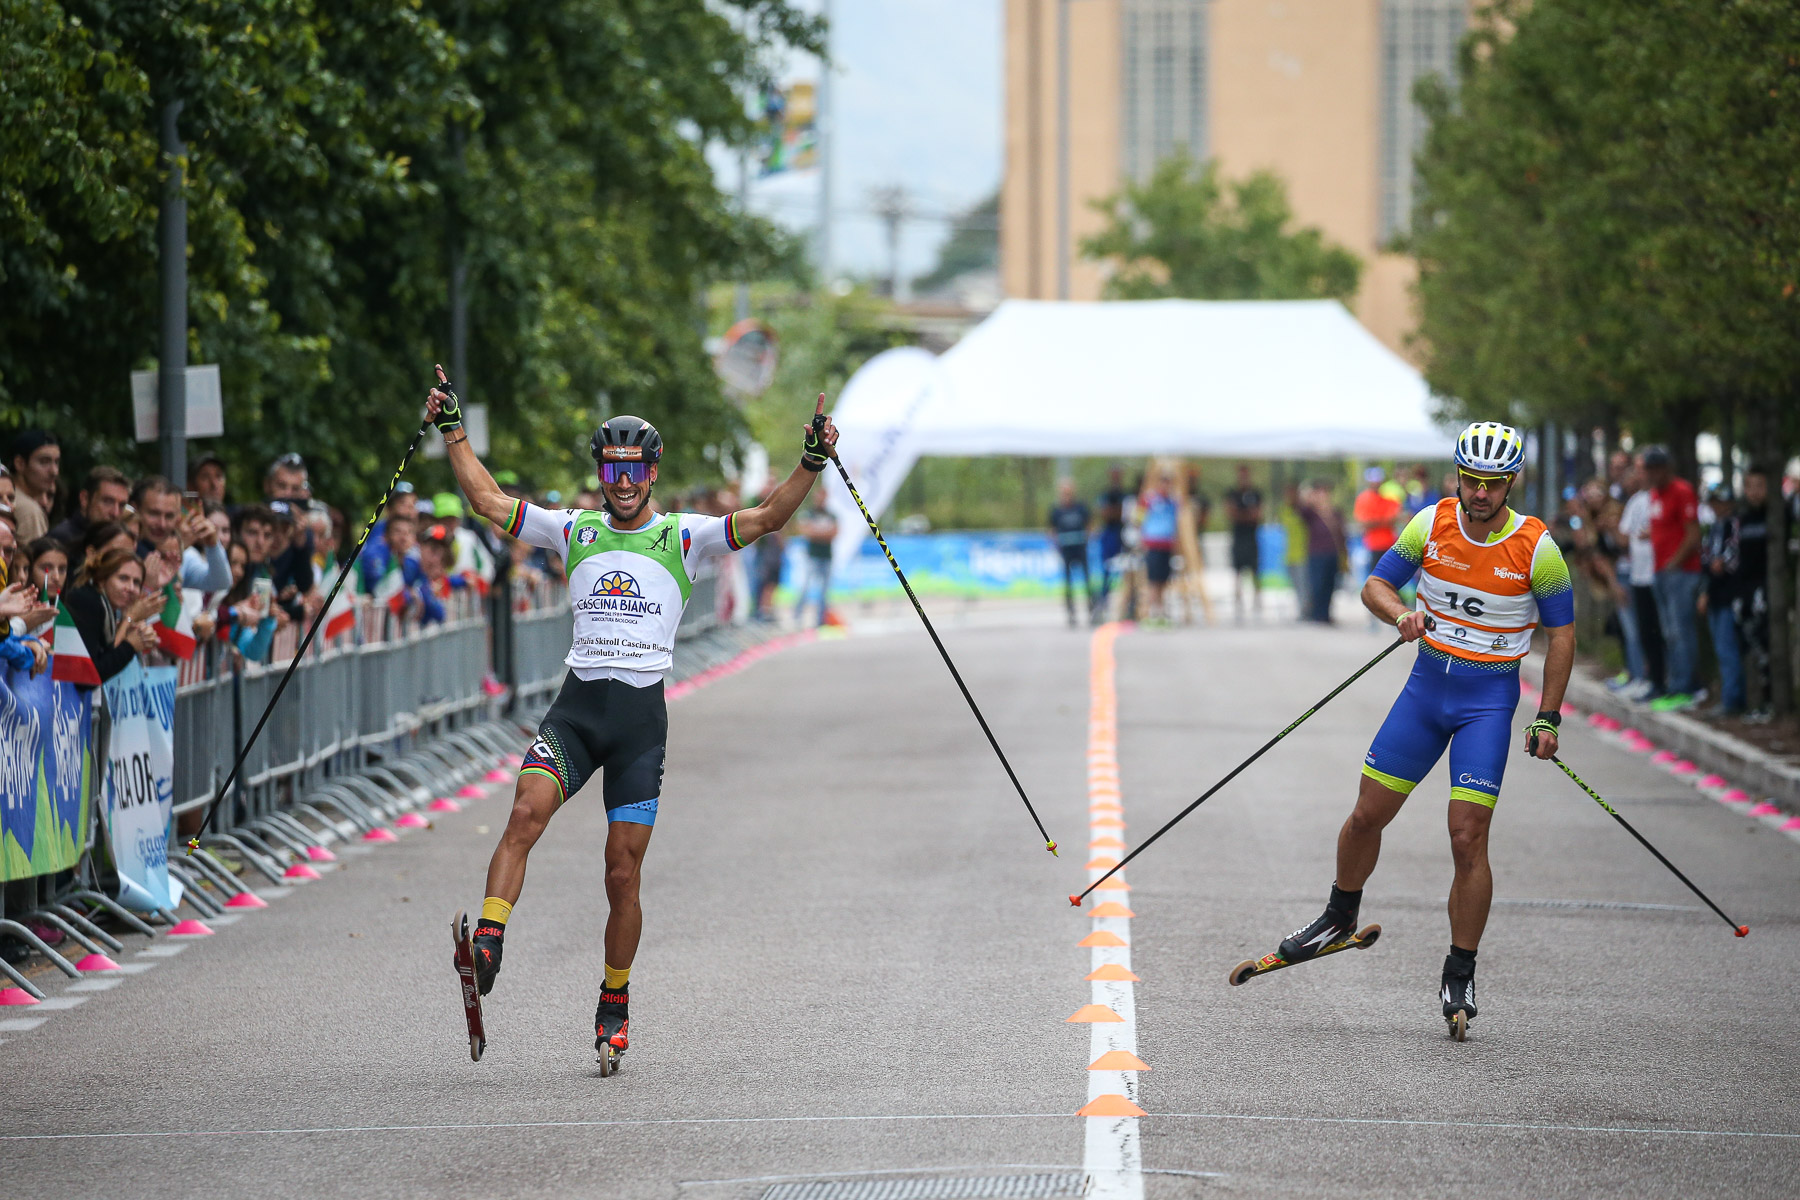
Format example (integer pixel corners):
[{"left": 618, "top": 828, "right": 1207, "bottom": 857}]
[
  {"left": 0, "top": 0, "right": 821, "bottom": 505},
  {"left": 1409, "top": 0, "right": 1800, "bottom": 709},
  {"left": 1081, "top": 153, "right": 1361, "bottom": 301}
]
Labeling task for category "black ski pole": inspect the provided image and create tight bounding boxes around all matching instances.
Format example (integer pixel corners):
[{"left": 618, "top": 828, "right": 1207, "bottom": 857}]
[
  {"left": 822, "top": 415, "right": 1059, "bottom": 856},
  {"left": 186, "top": 413, "right": 434, "bottom": 853},
  {"left": 1547, "top": 755, "right": 1749, "bottom": 936},
  {"left": 1070, "top": 624, "right": 1426, "bottom": 906}
]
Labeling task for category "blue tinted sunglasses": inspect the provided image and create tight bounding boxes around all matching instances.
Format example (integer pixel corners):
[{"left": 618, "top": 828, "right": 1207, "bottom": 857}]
[{"left": 600, "top": 461, "right": 651, "bottom": 485}]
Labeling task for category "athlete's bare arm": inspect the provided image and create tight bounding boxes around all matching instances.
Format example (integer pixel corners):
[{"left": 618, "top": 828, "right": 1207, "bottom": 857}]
[
  {"left": 424, "top": 365, "right": 512, "bottom": 527},
  {"left": 730, "top": 393, "right": 840, "bottom": 545},
  {"left": 1529, "top": 623, "right": 1575, "bottom": 759},
  {"left": 1361, "top": 576, "right": 1430, "bottom": 641}
]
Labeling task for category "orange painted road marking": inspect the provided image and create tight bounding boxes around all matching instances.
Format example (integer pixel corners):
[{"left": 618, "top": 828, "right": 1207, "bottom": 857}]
[
  {"left": 1077, "top": 1094, "right": 1147, "bottom": 1118},
  {"left": 1088, "top": 1050, "right": 1151, "bottom": 1071}
]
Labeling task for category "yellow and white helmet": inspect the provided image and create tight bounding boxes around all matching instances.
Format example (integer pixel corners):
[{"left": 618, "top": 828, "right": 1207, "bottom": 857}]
[{"left": 1454, "top": 422, "right": 1526, "bottom": 475}]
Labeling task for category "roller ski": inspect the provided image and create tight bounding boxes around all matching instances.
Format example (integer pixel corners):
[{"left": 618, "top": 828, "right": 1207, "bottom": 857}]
[
  {"left": 1441, "top": 952, "right": 1477, "bottom": 1042},
  {"left": 594, "top": 983, "right": 629, "bottom": 1076},
  {"left": 1228, "top": 922, "right": 1381, "bottom": 986},
  {"left": 450, "top": 911, "right": 488, "bottom": 1062}
]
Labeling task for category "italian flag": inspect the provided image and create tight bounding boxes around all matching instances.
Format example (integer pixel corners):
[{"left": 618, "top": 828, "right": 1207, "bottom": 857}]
[
  {"left": 51, "top": 599, "right": 100, "bottom": 685},
  {"left": 154, "top": 583, "right": 201, "bottom": 659},
  {"left": 323, "top": 586, "right": 356, "bottom": 642}
]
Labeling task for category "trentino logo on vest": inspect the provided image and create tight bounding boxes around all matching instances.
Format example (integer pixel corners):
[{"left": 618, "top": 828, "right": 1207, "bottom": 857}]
[{"left": 575, "top": 570, "right": 663, "bottom": 616}]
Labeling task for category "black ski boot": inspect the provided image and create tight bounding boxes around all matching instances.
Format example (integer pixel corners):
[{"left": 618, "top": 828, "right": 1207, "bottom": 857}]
[
  {"left": 1277, "top": 885, "right": 1362, "bottom": 963},
  {"left": 594, "top": 983, "right": 629, "bottom": 1075},
  {"left": 1441, "top": 950, "right": 1478, "bottom": 1041},
  {"left": 471, "top": 922, "right": 505, "bottom": 996}
]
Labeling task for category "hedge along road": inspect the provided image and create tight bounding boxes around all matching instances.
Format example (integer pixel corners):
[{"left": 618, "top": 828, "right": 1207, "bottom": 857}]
[{"left": 1, "top": 616, "right": 1795, "bottom": 1199}]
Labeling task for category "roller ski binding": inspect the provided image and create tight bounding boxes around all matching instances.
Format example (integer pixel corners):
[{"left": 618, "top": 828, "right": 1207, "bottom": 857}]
[
  {"left": 1230, "top": 891, "right": 1381, "bottom": 986},
  {"left": 595, "top": 984, "right": 629, "bottom": 1076},
  {"left": 1229, "top": 922, "right": 1381, "bottom": 986},
  {"left": 1441, "top": 955, "right": 1477, "bottom": 1042},
  {"left": 450, "top": 911, "right": 488, "bottom": 1062}
]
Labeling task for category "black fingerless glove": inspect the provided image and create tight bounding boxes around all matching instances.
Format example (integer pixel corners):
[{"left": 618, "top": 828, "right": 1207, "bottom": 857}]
[
  {"left": 433, "top": 378, "right": 464, "bottom": 434},
  {"left": 800, "top": 415, "right": 829, "bottom": 472}
]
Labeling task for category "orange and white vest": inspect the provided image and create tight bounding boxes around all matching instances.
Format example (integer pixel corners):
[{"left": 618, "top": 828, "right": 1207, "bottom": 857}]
[{"left": 1403, "top": 499, "right": 1563, "bottom": 664}]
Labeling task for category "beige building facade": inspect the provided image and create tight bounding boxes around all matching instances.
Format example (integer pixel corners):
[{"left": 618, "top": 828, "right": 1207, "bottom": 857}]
[{"left": 1002, "top": 0, "right": 1468, "bottom": 355}]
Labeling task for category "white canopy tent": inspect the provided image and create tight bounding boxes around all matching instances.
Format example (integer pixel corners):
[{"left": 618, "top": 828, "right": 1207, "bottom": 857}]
[{"left": 824, "top": 298, "right": 1454, "bottom": 564}]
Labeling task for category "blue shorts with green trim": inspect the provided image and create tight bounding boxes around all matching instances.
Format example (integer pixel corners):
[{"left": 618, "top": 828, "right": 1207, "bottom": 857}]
[{"left": 1362, "top": 647, "right": 1521, "bottom": 808}]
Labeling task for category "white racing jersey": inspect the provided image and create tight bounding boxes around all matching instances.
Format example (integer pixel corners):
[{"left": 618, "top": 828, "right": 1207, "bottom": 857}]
[{"left": 502, "top": 501, "right": 746, "bottom": 684}]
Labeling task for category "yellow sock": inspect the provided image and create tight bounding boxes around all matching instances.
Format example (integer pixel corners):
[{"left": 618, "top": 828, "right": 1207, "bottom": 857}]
[
  {"left": 603, "top": 963, "right": 631, "bottom": 990},
  {"left": 480, "top": 896, "right": 513, "bottom": 925}
]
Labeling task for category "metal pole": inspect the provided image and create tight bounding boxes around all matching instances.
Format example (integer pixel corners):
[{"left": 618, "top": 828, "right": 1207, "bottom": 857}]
[
  {"left": 158, "top": 98, "right": 188, "bottom": 488},
  {"left": 736, "top": 148, "right": 752, "bottom": 321},
  {"left": 815, "top": 0, "right": 833, "bottom": 285},
  {"left": 448, "top": 122, "right": 469, "bottom": 400},
  {"left": 1055, "top": 0, "right": 1071, "bottom": 301}
]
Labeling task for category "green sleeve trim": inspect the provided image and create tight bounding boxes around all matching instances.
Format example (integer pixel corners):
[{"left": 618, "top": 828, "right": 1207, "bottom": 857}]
[
  {"left": 1361, "top": 764, "right": 1420, "bottom": 795},
  {"left": 1390, "top": 508, "right": 1434, "bottom": 565},
  {"left": 1530, "top": 533, "right": 1574, "bottom": 595}
]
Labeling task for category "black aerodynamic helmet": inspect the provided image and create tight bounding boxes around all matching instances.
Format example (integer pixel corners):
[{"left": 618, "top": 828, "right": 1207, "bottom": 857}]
[{"left": 590, "top": 415, "right": 663, "bottom": 464}]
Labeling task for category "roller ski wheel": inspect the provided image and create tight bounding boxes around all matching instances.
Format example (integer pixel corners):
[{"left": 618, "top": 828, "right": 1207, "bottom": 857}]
[
  {"left": 594, "top": 984, "right": 629, "bottom": 1077},
  {"left": 450, "top": 911, "right": 488, "bottom": 1062},
  {"left": 1227, "top": 923, "right": 1382, "bottom": 987},
  {"left": 1440, "top": 955, "right": 1476, "bottom": 1041}
]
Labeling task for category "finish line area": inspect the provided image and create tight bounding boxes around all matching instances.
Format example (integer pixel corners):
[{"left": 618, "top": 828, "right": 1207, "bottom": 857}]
[{"left": 4, "top": 611, "right": 1793, "bottom": 1199}]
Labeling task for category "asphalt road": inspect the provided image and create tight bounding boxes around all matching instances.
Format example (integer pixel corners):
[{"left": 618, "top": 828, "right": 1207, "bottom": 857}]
[{"left": 4, "top": 612, "right": 1796, "bottom": 1198}]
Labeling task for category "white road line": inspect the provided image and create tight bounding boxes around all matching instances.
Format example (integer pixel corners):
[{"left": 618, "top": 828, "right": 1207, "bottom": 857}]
[
  {"left": 6, "top": 1113, "right": 1786, "bottom": 1142},
  {"left": 1084, "top": 625, "right": 1143, "bottom": 1200}
]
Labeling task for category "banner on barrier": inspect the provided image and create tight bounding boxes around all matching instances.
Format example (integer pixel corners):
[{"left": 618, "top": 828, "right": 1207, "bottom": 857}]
[
  {"left": 0, "top": 664, "right": 96, "bottom": 882},
  {"left": 103, "top": 662, "right": 181, "bottom": 912}
]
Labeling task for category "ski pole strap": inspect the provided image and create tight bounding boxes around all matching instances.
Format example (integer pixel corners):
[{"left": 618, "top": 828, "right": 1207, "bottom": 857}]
[
  {"left": 1524, "top": 717, "right": 1559, "bottom": 753},
  {"left": 801, "top": 414, "right": 830, "bottom": 471},
  {"left": 433, "top": 379, "right": 464, "bottom": 433}
]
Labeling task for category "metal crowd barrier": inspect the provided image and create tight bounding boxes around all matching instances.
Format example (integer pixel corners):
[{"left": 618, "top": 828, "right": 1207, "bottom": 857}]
[{"left": 0, "top": 554, "right": 735, "bottom": 995}]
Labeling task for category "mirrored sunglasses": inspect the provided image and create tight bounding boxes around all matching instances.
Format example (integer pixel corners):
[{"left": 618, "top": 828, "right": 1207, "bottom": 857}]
[
  {"left": 1457, "top": 470, "right": 1511, "bottom": 491},
  {"left": 600, "top": 461, "right": 651, "bottom": 485}
]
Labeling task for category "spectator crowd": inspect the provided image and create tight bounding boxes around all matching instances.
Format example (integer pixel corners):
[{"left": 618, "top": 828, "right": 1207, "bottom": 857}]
[
  {"left": 0, "top": 431, "right": 521, "bottom": 689},
  {"left": 1553, "top": 447, "right": 1789, "bottom": 721}
]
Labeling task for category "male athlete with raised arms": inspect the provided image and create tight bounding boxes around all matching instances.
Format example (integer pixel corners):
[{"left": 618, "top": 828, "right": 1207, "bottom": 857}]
[
  {"left": 1272, "top": 422, "right": 1575, "bottom": 1036},
  {"left": 425, "top": 366, "right": 838, "bottom": 1066}
]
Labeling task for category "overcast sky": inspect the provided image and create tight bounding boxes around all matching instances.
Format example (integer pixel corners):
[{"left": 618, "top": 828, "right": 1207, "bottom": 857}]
[{"left": 715, "top": 0, "right": 1002, "bottom": 283}]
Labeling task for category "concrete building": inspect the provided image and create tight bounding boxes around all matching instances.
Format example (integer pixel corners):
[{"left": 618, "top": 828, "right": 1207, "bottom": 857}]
[{"left": 1002, "top": 0, "right": 1468, "bottom": 355}]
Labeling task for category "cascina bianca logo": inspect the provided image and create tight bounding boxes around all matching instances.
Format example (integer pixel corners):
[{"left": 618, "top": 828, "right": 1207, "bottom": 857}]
[
  {"left": 593, "top": 571, "right": 642, "bottom": 597},
  {"left": 574, "top": 569, "right": 664, "bottom": 618}
]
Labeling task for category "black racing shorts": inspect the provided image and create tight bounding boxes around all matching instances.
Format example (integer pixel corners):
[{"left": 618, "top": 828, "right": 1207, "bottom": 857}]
[
  {"left": 1231, "top": 529, "right": 1259, "bottom": 573},
  {"left": 520, "top": 673, "right": 667, "bottom": 825},
  {"left": 1144, "top": 547, "right": 1174, "bottom": 585}
]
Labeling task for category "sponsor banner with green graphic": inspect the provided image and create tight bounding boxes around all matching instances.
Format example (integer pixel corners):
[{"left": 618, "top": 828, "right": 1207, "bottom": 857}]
[{"left": 0, "top": 663, "right": 96, "bottom": 882}]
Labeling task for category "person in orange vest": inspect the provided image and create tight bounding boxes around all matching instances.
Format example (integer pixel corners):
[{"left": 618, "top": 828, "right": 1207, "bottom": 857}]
[
  {"left": 1268, "top": 423, "right": 1575, "bottom": 1039},
  {"left": 1354, "top": 467, "right": 1403, "bottom": 567}
]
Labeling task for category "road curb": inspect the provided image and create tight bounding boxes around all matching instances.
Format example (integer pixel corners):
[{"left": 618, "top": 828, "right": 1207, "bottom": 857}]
[{"left": 1558, "top": 662, "right": 1800, "bottom": 819}]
